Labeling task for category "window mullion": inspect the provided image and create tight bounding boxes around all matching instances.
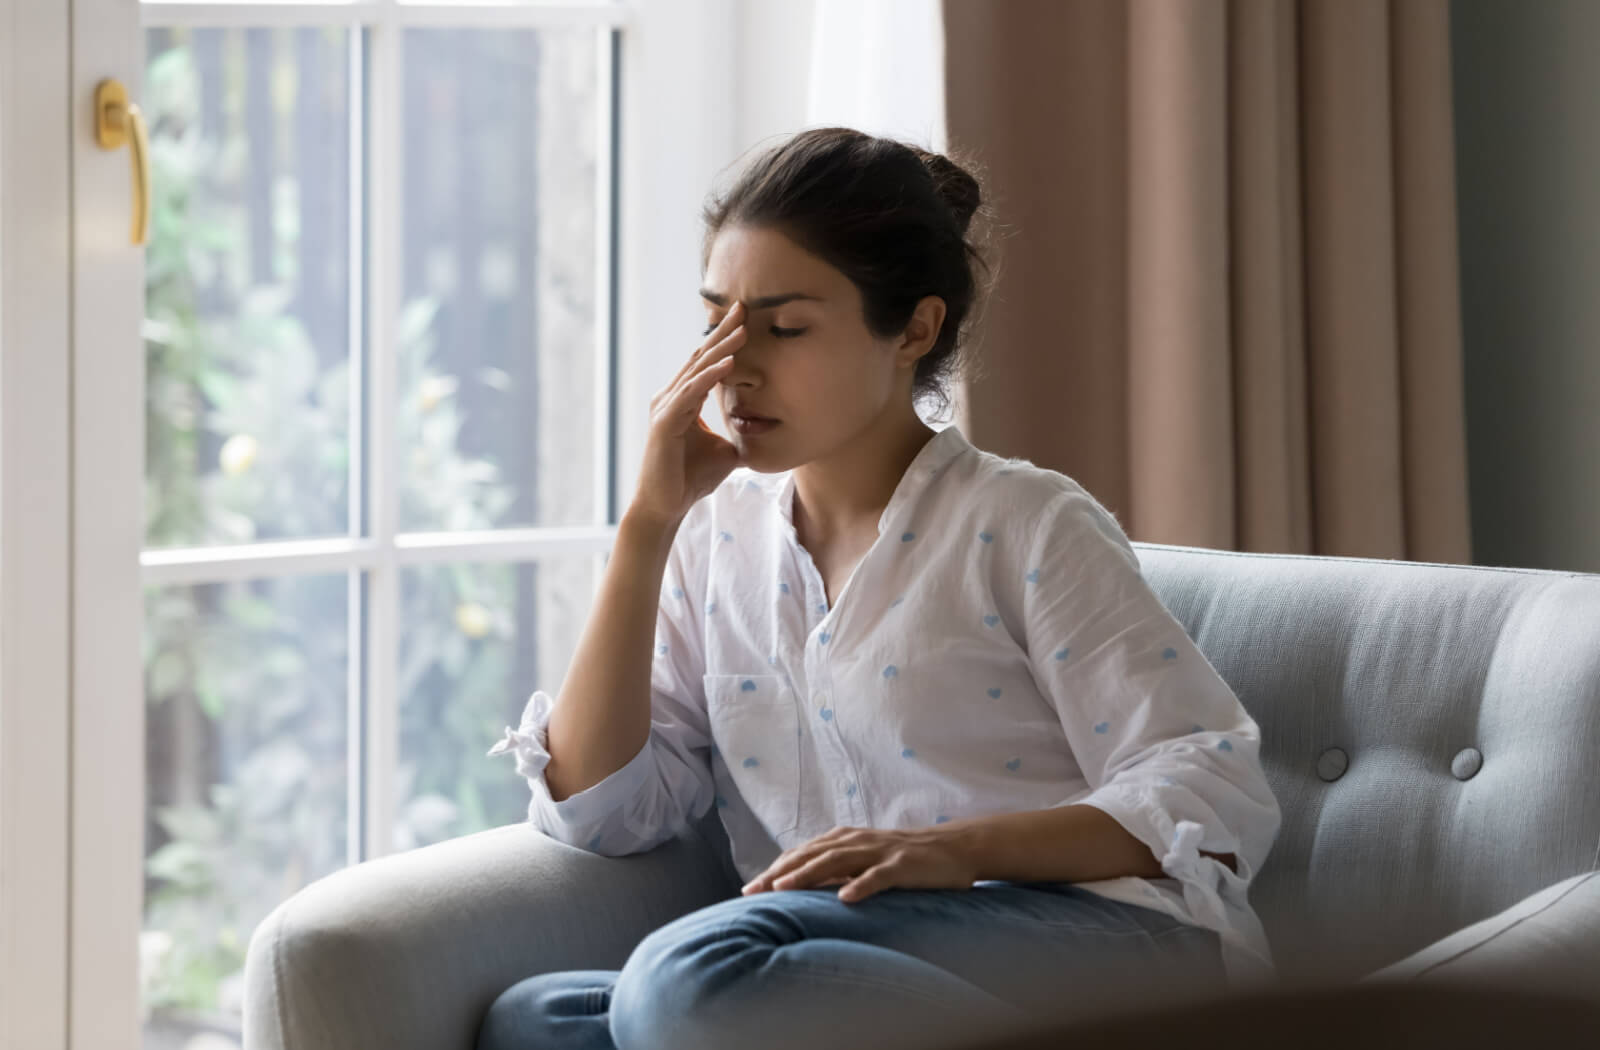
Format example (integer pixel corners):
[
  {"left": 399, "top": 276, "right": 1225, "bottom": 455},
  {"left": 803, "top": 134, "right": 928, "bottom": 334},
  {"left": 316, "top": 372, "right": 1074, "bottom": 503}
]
[
  {"left": 362, "top": 0, "right": 404, "bottom": 864},
  {"left": 347, "top": 22, "right": 369, "bottom": 872},
  {"left": 597, "top": 25, "right": 618, "bottom": 528}
]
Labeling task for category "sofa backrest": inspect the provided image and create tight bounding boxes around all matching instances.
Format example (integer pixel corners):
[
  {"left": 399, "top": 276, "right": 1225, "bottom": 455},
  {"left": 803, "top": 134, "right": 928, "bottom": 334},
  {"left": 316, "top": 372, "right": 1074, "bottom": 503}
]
[{"left": 1132, "top": 542, "right": 1600, "bottom": 984}]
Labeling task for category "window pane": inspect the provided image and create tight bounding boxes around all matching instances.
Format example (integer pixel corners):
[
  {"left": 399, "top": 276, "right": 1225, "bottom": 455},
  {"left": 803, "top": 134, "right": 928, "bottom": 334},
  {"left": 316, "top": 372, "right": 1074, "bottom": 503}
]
[
  {"left": 398, "top": 27, "right": 602, "bottom": 532},
  {"left": 396, "top": 557, "right": 599, "bottom": 851},
  {"left": 142, "top": 573, "right": 350, "bottom": 1046},
  {"left": 144, "top": 27, "right": 353, "bottom": 550}
]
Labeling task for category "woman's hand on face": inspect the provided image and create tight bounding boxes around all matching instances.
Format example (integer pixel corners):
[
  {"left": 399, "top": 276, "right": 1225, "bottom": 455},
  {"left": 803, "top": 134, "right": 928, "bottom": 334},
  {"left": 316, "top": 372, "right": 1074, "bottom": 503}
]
[
  {"left": 627, "top": 301, "right": 748, "bottom": 528},
  {"left": 739, "top": 824, "right": 979, "bottom": 903}
]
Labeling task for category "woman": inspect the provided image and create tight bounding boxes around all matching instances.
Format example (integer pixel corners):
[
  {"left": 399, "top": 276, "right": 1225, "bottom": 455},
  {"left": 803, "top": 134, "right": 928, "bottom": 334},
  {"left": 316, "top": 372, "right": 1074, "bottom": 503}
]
[{"left": 482, "top": 126, "right": 1281, "bottom": 1050}]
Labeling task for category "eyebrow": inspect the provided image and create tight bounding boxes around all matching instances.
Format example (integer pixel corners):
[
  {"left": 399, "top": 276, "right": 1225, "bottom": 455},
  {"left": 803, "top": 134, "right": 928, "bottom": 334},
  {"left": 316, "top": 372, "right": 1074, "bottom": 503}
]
[{"left": 699, "top": 289, "right": 825, "bottom": 310}]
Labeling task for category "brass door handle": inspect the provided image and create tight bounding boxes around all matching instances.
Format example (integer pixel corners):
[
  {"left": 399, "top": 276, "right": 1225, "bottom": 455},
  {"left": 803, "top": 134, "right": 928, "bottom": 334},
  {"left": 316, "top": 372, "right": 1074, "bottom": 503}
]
[{"left": 94, "top": 78, "right": 150, "bottom": 245}]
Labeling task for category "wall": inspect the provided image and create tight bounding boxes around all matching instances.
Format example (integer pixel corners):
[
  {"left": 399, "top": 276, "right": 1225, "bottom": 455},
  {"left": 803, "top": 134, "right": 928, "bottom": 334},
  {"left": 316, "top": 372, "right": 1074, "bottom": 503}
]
[
  {"left": 734, "top": 1, "right": 817, "bottom": 160},
  {"left": 1452, "top": 0, "right": 1600, "bottom": 572}
]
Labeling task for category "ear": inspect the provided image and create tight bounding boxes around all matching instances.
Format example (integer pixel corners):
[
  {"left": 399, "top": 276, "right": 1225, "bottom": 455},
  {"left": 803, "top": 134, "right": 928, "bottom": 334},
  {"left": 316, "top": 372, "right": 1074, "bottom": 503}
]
[{"left": 897, "top": 295, "right": 947, "bottom": 367}]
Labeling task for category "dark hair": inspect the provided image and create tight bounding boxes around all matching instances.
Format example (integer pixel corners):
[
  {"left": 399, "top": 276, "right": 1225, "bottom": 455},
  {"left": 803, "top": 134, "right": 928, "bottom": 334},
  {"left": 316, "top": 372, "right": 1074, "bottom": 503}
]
[{"left": 700, "top": 126, "right": 1003, "bottom": 421}]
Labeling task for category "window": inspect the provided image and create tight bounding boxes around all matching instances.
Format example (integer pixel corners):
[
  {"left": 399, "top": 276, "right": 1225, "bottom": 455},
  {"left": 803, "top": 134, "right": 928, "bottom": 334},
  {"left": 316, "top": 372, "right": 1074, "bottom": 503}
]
[{"left": 137, "top": 2, "right": 626, "bottom": 1042}]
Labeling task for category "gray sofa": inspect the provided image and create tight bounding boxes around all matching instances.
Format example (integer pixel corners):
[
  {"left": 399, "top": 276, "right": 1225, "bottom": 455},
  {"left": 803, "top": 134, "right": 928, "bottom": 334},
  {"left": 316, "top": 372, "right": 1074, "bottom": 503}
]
[{"left": 242, "top": 542, "right": 1600, "bottom": 1048}]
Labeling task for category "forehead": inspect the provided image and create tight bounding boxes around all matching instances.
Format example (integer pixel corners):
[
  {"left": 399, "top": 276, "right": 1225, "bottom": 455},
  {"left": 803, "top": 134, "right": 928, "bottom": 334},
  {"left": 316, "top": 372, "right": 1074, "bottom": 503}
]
[{"left": 701, "top": 225, "right": 842, "bottom": 302}]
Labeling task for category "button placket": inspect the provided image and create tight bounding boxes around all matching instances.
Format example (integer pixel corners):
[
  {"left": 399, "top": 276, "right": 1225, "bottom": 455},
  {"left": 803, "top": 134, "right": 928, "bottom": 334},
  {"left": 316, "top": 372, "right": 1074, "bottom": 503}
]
[
  {"left": 807, "top": 663, "right": 864, "bottom": 819},
  {"left": 802, "top": 556, "right": 830, "bottom": 638},
  {"left": 790, "top": 528, "right": 866, "bottom": 821}
]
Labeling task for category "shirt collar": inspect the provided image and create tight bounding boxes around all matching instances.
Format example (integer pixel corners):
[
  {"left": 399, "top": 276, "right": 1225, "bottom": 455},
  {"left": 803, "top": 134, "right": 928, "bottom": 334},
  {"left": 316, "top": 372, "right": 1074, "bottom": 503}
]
[{"left": 775, "top": 423, "right": 973, "bottom": 536}]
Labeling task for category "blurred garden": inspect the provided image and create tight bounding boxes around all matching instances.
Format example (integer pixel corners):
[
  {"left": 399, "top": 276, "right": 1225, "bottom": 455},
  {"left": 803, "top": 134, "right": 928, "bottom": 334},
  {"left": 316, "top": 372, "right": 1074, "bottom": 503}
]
[{"left": 137, "top": 24, "right": 600, "bottom": 1042}]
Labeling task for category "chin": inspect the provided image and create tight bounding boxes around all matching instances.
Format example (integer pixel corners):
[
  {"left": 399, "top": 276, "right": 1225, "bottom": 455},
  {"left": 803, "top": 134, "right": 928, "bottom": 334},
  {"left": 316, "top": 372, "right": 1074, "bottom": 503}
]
[
  {"left": 733, "top": 445, "right": 774, "bottom": 469},
  {"left": 732, "top": 443, "right": 789, "bottom": 473}
]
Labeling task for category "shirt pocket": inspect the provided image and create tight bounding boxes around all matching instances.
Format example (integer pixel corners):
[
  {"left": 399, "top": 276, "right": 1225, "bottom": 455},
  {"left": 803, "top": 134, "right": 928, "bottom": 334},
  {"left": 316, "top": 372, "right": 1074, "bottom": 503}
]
[{"left": 703, "top": 673, "right": 801, "bottom": 838}]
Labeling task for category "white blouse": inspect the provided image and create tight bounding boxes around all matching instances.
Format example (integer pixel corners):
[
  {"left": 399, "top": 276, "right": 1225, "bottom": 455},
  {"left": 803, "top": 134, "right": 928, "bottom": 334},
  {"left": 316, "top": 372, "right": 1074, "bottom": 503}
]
[{"left": 489, "top": 423, "right": 1282, "bottom": 990}]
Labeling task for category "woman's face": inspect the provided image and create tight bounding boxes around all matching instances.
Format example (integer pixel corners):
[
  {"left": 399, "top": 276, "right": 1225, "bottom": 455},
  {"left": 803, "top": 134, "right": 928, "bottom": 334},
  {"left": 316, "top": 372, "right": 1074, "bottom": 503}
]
[{"left": 700, "top": 224, "right": 933, "bottom": 472}]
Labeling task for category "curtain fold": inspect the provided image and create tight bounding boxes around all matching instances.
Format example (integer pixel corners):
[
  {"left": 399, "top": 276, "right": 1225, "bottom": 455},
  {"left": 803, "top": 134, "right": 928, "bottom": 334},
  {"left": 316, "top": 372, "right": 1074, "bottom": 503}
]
[{"left": 944, "top": 0, "right": 1471, "bottom": 562}]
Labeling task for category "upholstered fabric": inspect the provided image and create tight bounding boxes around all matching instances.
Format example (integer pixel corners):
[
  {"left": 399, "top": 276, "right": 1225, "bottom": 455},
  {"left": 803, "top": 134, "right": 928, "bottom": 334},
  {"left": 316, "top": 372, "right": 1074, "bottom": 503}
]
[
  {"left": 241, "top": 814, "right": 742, "bottom": 1049},
  {"left": 244, "top": 543, "right": 1600, "bottom": 1048},
  {"left": 1130, "top": 544, "right": 1600, "bottom": 986},
  {"left": 1361, "top": 869, "right": 1600, "bottom": 1001}
]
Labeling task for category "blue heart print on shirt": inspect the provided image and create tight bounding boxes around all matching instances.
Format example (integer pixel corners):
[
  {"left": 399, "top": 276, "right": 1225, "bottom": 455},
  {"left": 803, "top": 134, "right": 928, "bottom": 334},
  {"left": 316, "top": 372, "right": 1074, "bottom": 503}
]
[
  {"left": 819, "top": 707, "right": 833, "bottom": 721},
  {"left": 889, "top": 596, "right": 905, "bottom": 608},
  {"left": 901, "top": 531, "right": 916, "bottom": 542},
  {"left": 935, "top": 815, "right": 951, "bottom": 824},
  {"left": 818, "top": 631, "right": 831, "bottom": 645},
  {"left": 740, "top": 679, "right": 757, "bottom": 691},
  {"left": 1163, "top": 647, "right": 1178, "bottom": 659},
  {"left": 672, "top": 587, "right": 684, "bottom": 599},
  {"left": 1026, "top": 568, "right": 1041, "bottom": 584},
  {"left": 1005, "top": 757, "right": 1022, "bottom": 771},
  {"left": 743, "top": 757, "right": 760, "bottom": 768},
  {"left": 656, "top": 643, "right": 669, "bottom": 656},
  {"left": 1218, "top": 739, "right": 1234, "bottom": 751},
  {"left": 901, "top": 747, "right": 916, "bottom": 758},
  {"left": 983, "top": 614, "right": 1000, "bottom": 627},
  {"left": 719, "top": 530, "right": 734, "bottom": 542},
  {"left": 707, "top": 601, "right": 718, "bottom": 614},
  {"left": 978, "top": 531, "right": 993, "bottom": 543},
  {"left": 883, "top": 665, "right": 898, "bottom": 678},
  {"left": 987, "top": 687, "right": 1002, "bottom": 698},
  {"left": 779, "top": 582, "right": 790, "bottom": 594},
  {"left": 1094, "top": 722, "right": 1110, "bottom": 734},
  {"left": 1054, "top": 647, "right": 1071, "bottom": 661}
]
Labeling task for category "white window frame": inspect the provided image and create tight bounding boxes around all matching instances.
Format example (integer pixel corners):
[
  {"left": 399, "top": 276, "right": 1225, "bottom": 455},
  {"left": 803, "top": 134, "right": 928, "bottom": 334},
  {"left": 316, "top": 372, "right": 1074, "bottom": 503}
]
[
  {"left": 134, "top": 0, "right": 739, "bottom": 866},
  {"left": 2, "top": 0, "right": 740, "bottom": 1046}
]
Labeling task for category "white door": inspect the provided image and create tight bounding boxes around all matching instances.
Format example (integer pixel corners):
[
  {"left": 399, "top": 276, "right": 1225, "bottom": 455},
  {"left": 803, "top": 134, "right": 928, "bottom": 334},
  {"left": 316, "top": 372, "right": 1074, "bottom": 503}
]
[
  {"left": 2, "top": 0, "right": 145, "bottom": 1047},
  {"left": 3, "top": 1, "right": 736, "bottom": 1048}
]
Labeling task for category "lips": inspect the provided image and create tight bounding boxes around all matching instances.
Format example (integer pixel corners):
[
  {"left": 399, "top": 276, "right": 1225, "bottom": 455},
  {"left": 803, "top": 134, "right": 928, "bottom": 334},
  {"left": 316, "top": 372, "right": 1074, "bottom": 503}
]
[
  {"left": 731, "top": 415, "right": 780, "bottom": 436},
  {"left": 731, "top": 408, "right": 779, "bottom": 423}
]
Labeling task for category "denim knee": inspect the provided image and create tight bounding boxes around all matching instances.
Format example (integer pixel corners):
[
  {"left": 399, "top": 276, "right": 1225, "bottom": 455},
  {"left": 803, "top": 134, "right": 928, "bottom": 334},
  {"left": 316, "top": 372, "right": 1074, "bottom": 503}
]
[
  {"left": 476, "top": 978, "right": 537, "bottom": 1050},
  {"left": 477, "top": 972, "right": 608, "bottom": 1050},
  {"left": 610, "top": 911, "right": 763, "bottom": 1050}
]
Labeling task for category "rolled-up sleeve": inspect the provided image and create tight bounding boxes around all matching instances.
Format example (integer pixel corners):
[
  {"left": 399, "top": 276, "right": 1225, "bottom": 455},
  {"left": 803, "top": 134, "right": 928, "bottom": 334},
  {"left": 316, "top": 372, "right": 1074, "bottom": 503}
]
[
  {"left": 487, "top": 512, "right": 717, "bottom": 856},
  {"left": 1020, "top": 485, "right": 1282, "bottom": 932}
]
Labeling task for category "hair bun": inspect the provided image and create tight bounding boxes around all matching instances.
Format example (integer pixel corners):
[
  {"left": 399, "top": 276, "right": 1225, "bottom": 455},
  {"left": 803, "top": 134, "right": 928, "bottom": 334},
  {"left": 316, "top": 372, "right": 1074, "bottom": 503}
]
[{"left": 909, "top": 146, "right": 982, "bottom": 235}]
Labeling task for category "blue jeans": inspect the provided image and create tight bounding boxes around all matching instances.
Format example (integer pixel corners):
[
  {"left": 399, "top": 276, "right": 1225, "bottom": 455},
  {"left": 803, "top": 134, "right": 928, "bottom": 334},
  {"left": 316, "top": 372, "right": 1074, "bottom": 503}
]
[{"left": 475, "top": 879, "right": 1229, "bottom": 1050}]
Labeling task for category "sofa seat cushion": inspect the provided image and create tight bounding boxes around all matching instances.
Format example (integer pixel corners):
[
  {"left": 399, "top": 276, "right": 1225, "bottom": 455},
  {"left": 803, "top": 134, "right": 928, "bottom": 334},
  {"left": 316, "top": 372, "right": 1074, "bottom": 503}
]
[{"left": 1361, "top": 869, "right": 1600, "bottom": 1002}]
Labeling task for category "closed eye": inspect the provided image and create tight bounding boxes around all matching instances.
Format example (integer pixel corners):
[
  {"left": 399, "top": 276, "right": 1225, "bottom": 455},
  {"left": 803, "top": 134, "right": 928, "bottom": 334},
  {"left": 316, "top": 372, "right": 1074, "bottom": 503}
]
[{"left": 703, "top": 323, "right": 807, "bottom": 339}]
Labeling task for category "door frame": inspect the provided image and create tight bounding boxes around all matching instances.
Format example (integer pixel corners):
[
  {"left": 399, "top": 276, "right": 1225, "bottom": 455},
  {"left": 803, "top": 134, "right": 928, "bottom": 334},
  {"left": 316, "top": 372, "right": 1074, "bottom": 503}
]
[
  {"left": 1, "top": 0, "right": 144, "bottom": 1046},
  {"left": 0, "top": 0, "right": 74, "bottom": 1044}
]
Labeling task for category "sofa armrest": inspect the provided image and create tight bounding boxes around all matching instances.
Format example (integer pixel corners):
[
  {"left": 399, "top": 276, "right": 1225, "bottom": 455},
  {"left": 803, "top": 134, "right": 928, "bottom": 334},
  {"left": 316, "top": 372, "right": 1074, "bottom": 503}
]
[
  {"left": 1359, "top": 869, "right": 1600, "bottom": 1003},
  {"left": 242, "top": 819, "right": 741, "bottom": 1050}
]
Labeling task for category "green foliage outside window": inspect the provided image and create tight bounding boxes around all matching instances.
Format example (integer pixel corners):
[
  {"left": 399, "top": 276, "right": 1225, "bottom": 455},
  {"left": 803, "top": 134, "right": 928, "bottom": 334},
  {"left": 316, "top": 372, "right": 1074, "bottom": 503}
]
[{"left": 141, "top": 37, "right": 536, "bottom": 1023}]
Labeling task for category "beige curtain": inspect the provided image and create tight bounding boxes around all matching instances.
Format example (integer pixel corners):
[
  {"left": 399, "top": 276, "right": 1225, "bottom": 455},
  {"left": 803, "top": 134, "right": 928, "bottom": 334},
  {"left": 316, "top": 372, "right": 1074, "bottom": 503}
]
[{"left": 944, "top": 0, "right": 1471, "bottom": 562}]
